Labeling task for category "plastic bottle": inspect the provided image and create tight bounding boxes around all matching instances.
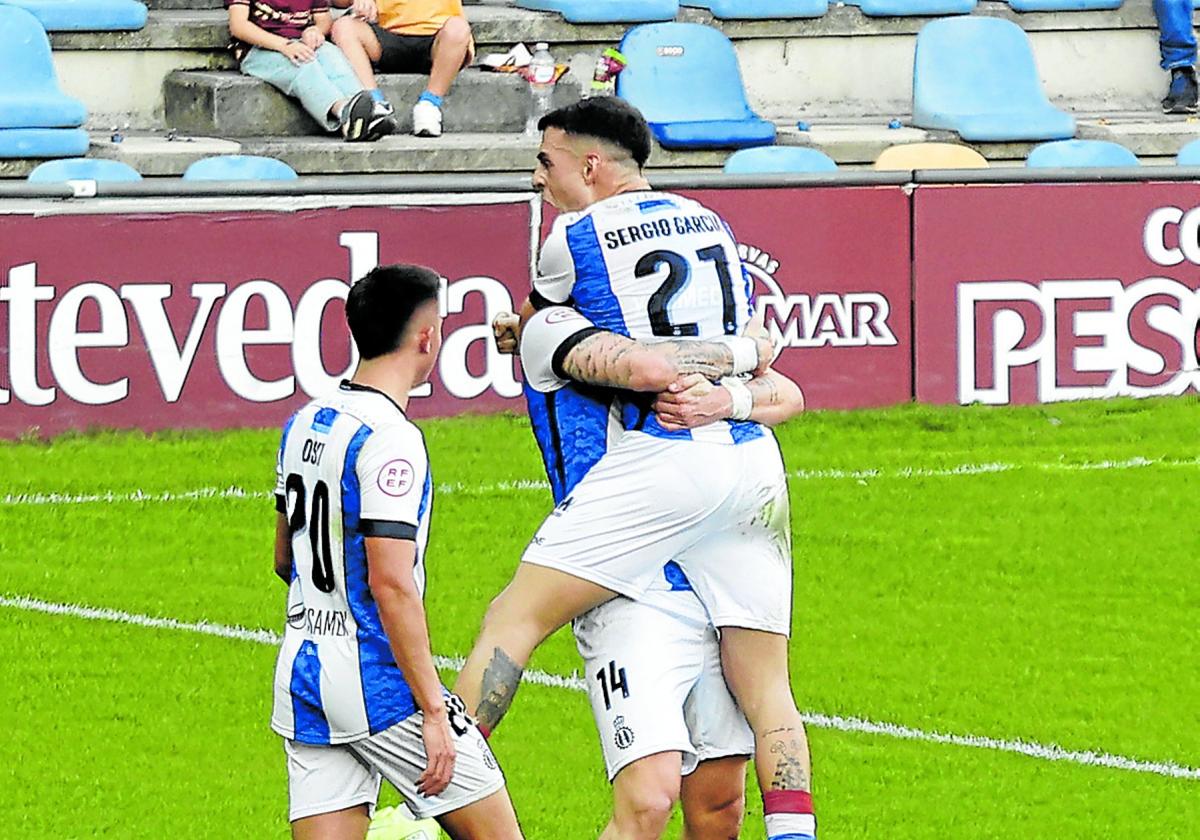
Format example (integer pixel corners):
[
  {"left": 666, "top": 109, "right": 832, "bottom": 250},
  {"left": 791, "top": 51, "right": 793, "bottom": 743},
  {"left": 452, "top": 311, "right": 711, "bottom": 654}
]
[{"left": 525, "top": 43, "right": 556, "bottom": 136}]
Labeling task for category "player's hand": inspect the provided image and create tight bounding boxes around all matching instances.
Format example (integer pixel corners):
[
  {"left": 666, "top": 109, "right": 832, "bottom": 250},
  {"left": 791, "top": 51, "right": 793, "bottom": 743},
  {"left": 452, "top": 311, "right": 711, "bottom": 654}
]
[
  {"left": 753, "top": 332, "right": 776, "bottom": 376},
  {"left": 300, "top": 26, "right": 325, "bottom": 50},
  {"left": 654, "top": 374, "right": 733, "bottom": 430},
  {"left": 352, "top": 0, "right": 378, "bottom": 22},
  {"left": 417, "top": 709, "right": 456, "bottom": 797},
  {"left": 492, "top": 311, "right": 520, "bottom": 355},
  {"left": 280, "top": 39, "right": 316, "bottom": 64}
]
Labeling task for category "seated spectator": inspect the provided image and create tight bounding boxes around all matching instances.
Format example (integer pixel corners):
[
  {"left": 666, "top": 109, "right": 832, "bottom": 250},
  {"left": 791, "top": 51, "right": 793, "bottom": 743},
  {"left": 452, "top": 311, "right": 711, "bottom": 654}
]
[
  {"left": 1155, "top": 0, "right": 1197, "bottom": 113},
  {"left": 330, "top": 0, "right": 474, "bottom": 137},
  {"left": 226, "top": 0, "right": 395, "bottom": 141}
]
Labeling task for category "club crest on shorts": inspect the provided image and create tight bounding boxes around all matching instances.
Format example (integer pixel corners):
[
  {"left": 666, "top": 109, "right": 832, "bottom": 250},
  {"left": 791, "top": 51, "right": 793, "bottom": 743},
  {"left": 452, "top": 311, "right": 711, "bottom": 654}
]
[{"left": 613, "top": 716, "right": 635, "bottom": 750}]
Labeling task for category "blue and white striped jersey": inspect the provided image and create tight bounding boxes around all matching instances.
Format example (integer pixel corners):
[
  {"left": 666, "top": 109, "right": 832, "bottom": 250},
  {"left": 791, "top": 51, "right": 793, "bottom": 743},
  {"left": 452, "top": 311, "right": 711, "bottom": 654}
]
[
  {"left": 520, "top": 307, "right": 703, "bottom": 621},
  {"left": 534, "top": 190, "right": 763, "bottom": 446},
  {"left": 271, "top": 381, "right": 433, "bottom": 745}
]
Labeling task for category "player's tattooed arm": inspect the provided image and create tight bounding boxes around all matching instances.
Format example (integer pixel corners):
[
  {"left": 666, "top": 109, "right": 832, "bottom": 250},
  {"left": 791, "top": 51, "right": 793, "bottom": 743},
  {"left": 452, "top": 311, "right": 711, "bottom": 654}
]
[
  {"left": 767, "top": 727, "right": 813, "bottom": 792},
  {"left": 561, "top": 332, "right": 767, "bottom": 391}
]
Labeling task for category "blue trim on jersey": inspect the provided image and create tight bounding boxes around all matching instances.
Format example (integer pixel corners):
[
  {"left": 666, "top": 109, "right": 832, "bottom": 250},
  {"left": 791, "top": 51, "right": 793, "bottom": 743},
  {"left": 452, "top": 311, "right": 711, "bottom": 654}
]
[
  {"left": 280, "top": 412, "right": 297, "bottom": 451},
  {"left": 311, "top": 406, "right": 338, "bottom": 434},
  {"left": 290, "top": 640, "right": 331, "bottom": 743},
  {"left": 741, "top": 265, "right": 756, "bottom": 319},
  {"left": 638, "top": 199, "right": 677, "bottom": 213},
  {"left": 620, "top": 399, "right": 694, "bottom": 441},
  {"left": 341, "top": 423, "right": 419, "bottom": 734},
  {"left": 729, "top": 420, "right": 766, "bottom": 444},
  {"left": 567, "top": 215, "right": 629, "bottom": 336},
  {"left": 663, "top": 561, "right": 694, "bottom": 592},
  {"left": 417, "top": 470, "right": 432, "bottom": 522},
  {"left": 525, "top": 382, "right": 612, "bottom": 504}
]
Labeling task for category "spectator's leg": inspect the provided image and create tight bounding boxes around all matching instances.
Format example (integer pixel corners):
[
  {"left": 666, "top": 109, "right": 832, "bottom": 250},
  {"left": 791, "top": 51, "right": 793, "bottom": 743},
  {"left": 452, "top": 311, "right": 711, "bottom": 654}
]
[
  {"left": 1156, "top": 0, "right": 1199, "bottom": 113},
  {"left": 317, "top": 42, "right": 371, "bottom": 101},
  {"left": 426, "top": 15, "right": 473, "bottom": 98},
  {"left": 1154, "top": 0, "right": 1197, "bottom": 70},
  {"left": 330, "top": 15, "right": 383, "bottom": 92},
  {"left": 240, "top": 46, "right": 346, "bottom": 132}
]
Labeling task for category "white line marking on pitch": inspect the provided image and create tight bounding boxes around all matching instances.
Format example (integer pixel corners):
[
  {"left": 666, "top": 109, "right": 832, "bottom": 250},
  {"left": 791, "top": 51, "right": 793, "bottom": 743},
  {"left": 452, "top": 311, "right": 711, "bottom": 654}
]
[
  {"left": 2, "top": 594, "right": 1196, "bottom": 782},
  {"left": 2, "top": 456, "right": 1197, "bottom": 507}
]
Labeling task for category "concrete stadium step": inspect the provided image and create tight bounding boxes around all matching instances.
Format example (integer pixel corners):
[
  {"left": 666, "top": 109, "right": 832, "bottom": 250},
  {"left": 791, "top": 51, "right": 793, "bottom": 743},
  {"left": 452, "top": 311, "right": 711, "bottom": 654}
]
[
  {"left": 49, "top": 3, "right": 1161, "bottom": 54},
  {"left": 164, "top": 68, "right": 578, "bottom": 136},
  {"left": 62, "top": 130, "right": 726, "bottom": 178},
  {"left": 0, "top": 112, "right": 1190, "bottom": 180},
  {"left": 49, "top": 6, "right": 629, "bottom": 53}
]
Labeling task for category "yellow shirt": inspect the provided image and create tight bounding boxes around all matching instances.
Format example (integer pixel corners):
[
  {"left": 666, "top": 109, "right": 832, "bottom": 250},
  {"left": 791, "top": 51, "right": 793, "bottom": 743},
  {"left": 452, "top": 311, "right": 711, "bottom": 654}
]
[{"left": 377, "top": 0, "right": 463, "bottom": 35}]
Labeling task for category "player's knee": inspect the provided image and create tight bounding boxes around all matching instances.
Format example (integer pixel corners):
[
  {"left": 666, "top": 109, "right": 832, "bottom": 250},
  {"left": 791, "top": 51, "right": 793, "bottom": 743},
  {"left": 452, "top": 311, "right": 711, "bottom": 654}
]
[
  {"left": 437, "top": 15, "right": 472, "bottom": 48},
  {"left": 683, "top": 793, "right": 744, "bottom": 840},
  {"left": 614, "top": 786, "right": 677, "bottom": 839}
]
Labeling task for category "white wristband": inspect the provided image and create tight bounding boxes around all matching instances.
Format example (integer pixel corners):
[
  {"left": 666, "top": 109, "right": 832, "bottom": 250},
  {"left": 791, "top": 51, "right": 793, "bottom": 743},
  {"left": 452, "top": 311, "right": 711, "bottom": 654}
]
[
  {"left": 723, "top": 377, "right": 753, "bottom": 421},
  {"left": 713, "top": 336, "right": 759, "bottom": 376}
]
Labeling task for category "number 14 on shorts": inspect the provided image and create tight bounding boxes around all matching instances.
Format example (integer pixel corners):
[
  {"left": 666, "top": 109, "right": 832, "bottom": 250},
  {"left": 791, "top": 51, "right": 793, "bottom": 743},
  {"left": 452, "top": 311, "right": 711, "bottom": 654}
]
[{"left": 595, "top": 660, "right": 630, "bottom": 710}]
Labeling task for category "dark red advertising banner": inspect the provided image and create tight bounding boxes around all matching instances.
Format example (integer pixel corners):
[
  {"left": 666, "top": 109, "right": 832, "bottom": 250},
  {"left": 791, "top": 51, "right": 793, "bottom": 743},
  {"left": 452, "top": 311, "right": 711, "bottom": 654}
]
[
  {"left": 0, "top": 198, "right": 535, "bottom": 437},
  {"left": 915, "top": 182, "right": 1200, "bottom": 405},
  {"left": 0, "top": 186, "right": 913, "bottom": 438},
  {"left": 542, "top": 186, "right": 914, "bottom": 410},
  {"left": 682, "top": 187, "right": 912, "bottom": 410}
]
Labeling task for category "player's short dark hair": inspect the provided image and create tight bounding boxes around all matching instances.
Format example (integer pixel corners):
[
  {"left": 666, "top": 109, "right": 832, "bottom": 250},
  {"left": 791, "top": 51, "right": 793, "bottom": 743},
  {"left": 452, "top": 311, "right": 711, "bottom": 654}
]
[
  {"left": 345, "top": 264, "right": 441, "bottom": 360},
  {"left": 538, "top": 97, "right": 653, "bottom": 169}
]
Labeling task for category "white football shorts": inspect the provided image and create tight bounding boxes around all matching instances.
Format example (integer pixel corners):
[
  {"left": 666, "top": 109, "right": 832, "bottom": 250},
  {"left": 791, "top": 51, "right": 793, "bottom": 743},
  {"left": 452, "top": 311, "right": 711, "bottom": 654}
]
[
  {"left": 284, "top": 699, "right": 505, "bottom": 822},
  {"left": 574, "top": 596, "right": 754, "bottom": 781},
  {"left": 523, "top": 431, "right": 794, "bottom": 635}
]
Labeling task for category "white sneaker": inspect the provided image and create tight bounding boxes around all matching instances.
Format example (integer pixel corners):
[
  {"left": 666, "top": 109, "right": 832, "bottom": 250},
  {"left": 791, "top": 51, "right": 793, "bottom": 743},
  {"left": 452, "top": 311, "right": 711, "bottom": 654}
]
[{"left": 412, "top": 99, "right": 443, "bottom": 137}]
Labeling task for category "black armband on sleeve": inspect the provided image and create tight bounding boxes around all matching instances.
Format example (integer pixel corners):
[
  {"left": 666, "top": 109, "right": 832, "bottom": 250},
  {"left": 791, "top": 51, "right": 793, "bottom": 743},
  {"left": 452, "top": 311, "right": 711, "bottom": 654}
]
[
  {"left": 358, "top": 519, "right": 418, "bottom": 540},
  {"left": 275, "top": 494, "right": 286, "bottom": 514},
  {"left": 529, "top": 288, "right": 573, "bottom": 311},
  {"left": 551, "top": 327, "right": 606, "bottom": 381}
]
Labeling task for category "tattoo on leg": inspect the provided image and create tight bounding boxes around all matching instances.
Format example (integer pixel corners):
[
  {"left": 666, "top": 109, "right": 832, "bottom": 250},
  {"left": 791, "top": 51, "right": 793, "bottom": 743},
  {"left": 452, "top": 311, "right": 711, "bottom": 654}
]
[
  {"left": 475, "top": 647, "right": 523, "bottom": 732},
  {"left": 768, "top": 731, "right": 810, "bottom": 791}
]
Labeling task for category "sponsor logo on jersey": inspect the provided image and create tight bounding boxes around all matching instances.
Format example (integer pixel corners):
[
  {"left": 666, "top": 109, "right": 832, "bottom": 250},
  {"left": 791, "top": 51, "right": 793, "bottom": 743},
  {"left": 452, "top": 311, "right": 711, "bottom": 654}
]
[
  {"left": 302, "top": 608, "right": 350, "bottom": 637},
  {"left": 377, "top": 459, "right": 415, "bottom": 496},
  {"left": 742, "top": 243, "right": 899, "bottom": 353},
  {"left": 544, "top": 308, "right": 583, "bottom": 325}
]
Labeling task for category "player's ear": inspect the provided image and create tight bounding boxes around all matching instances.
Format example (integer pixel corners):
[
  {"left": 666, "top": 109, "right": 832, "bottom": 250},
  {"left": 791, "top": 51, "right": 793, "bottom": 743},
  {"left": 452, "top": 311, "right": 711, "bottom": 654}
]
[
  {"left": 416, "top": 324, "right": 435, "bottom": 355},
  {"left": 582, "top": 151, "right": 602, "bottom": 182}
]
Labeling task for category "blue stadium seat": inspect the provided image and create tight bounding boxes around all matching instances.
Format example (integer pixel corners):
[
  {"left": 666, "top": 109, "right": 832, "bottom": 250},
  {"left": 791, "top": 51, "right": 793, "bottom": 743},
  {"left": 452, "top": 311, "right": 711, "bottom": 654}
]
[
  {"left": 0, "top": 127, "right": 88, "bottom": 158},
  {"left": 843, "top": 0, "right": 974, "bottom": 16},
  {"left": 182, "top": 154, "right": 299, "bottom": 181},
  {"left": 1025, "top": 139, "right": 1139, "bottom": 168},
  {"left": 0, "top": 6, "right": 88, "bottom": 128},
  {"left": 513, "top": 0, "right": 677, "bottom": 23},
  {"left": 681, "top": 0, "right": 827, "bottom": 19},
  {"left": 618, "top": 23, "right": 776, "bottom": 150},
  {"left": 27, "top": 157, "right": 141, "bottom": 181},
  {"left": 1176, "top": 138, "right": 1200, "bottom": 165},
  {"left": 1007, "top": 0, "right": 1121, "bottom": 10},
  {"left": 0, "top": 0, "right": 148, "bottom": 31},
  {"left": 723, "top": 146, "right": 837, "bottom": 173},
  {"left": 912, "top": 17, "right": 1075, "bottom": 142}
]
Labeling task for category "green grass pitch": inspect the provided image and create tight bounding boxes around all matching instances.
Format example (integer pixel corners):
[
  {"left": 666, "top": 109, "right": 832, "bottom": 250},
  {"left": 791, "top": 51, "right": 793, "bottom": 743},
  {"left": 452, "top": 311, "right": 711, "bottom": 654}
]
[{"left": 1, "top": 398, "right": 1198, "bottom": 838}]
